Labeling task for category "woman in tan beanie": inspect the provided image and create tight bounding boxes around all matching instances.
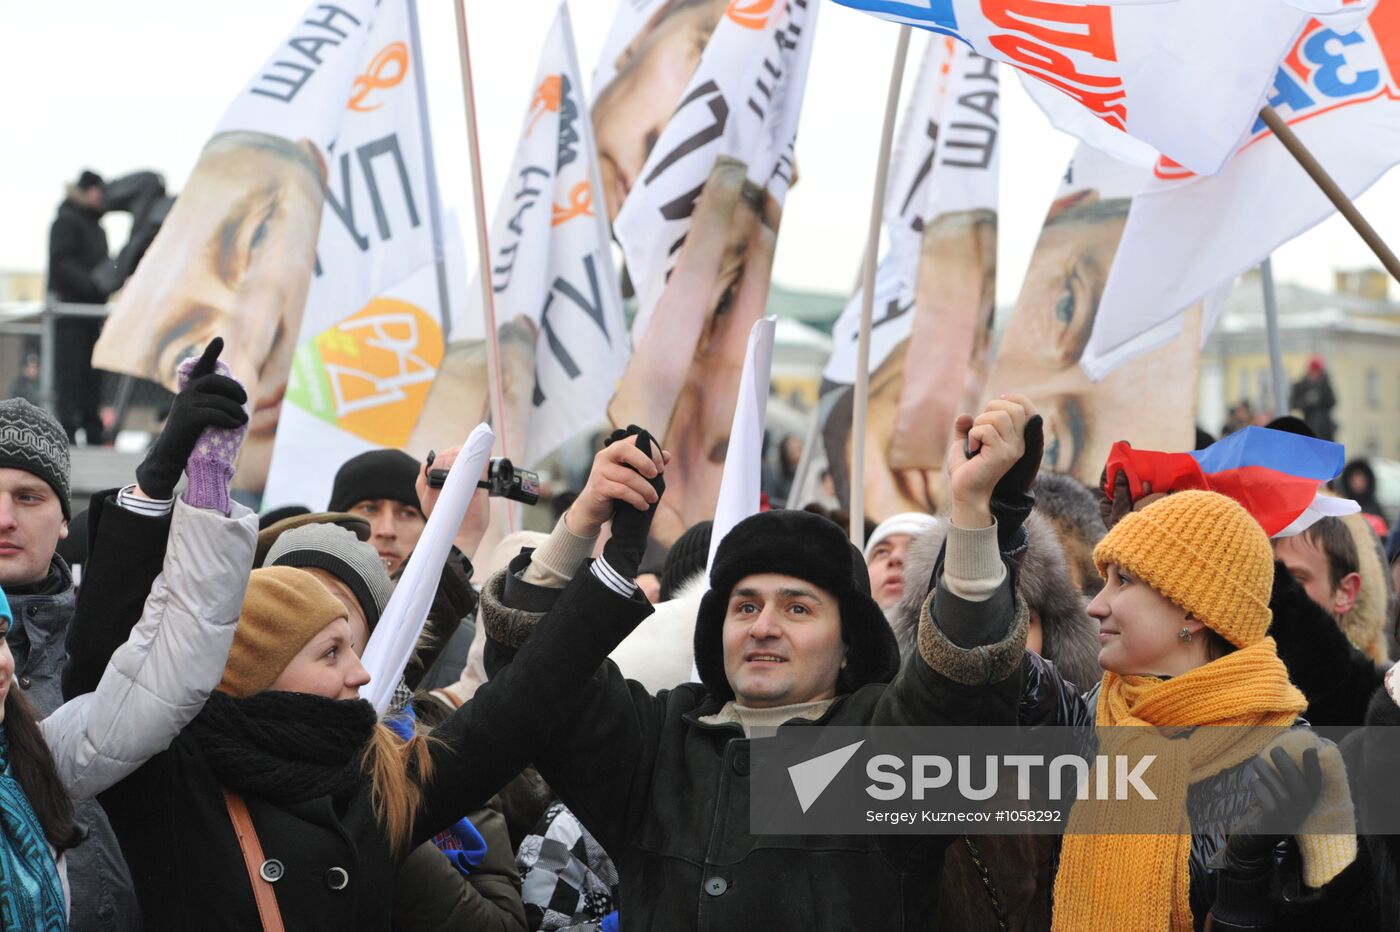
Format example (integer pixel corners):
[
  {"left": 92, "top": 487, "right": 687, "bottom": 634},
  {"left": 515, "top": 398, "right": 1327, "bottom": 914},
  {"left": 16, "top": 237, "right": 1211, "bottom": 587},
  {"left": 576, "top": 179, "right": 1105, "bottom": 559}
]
[
  {"left": 1021, "top": 490, "right": 1362, "bottom": 931},
  {"left": 86, "top": 431, "right": 673, "bottom": 931}
]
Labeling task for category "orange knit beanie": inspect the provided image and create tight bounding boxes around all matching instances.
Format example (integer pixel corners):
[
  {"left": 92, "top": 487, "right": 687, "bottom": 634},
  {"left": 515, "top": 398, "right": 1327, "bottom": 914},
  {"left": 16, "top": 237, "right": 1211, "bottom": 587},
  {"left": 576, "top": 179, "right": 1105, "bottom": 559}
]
[{"left": 1094, "top": 490, "right": 1275, "bottom": 647}]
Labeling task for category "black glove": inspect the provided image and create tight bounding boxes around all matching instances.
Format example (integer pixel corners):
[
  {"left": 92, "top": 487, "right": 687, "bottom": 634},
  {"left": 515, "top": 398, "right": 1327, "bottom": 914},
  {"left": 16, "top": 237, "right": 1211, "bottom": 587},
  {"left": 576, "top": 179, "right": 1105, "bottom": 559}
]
[
  {"left": 135, "top": 338, "right": 248, "bottom": 500},
  {"left": 1224, "top": 745, "right": 1323, "bottom": 875},
  {"left": 601, "top": 425, "right": 665, "bottom": 582},
  {"left": 989, "top": 413, "right": 1043, "bottom": 554}
]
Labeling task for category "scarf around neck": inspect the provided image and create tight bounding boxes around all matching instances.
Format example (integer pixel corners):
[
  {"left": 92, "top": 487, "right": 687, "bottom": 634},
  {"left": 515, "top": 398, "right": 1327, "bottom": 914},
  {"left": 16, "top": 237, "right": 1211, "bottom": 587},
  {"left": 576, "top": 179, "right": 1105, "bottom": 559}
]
[
  {"left": 1051, "top": 638, "right": 1306, "bottom": 932},
  {"left": 0, "top": 727, "right": 66, "bottom": 932},
  {"left": 188, "top": 691, "right": 377, "bottom": 806}
]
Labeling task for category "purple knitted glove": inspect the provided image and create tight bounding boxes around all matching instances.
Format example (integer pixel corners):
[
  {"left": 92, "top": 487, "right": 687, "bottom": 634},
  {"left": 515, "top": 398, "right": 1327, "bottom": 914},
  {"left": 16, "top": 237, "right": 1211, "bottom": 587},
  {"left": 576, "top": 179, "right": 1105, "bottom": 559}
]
[{"left": 175, "top": 353, "right": 248, "bottom": 515}]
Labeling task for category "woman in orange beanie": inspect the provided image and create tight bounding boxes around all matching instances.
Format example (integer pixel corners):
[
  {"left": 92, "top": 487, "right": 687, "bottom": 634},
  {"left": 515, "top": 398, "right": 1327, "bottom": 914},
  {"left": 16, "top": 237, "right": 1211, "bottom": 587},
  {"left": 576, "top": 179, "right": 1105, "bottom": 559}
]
[{"left": 1021, "top": 490, "right": 1361, "bottom": 931}]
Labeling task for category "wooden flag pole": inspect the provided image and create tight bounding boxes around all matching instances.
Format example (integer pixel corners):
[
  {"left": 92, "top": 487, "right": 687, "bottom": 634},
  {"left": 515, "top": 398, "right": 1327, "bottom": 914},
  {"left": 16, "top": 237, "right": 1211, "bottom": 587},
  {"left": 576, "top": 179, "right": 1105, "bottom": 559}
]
[
  {"left": 452, "top": 0, "right": 510, "bottom": 460},
  {"left": 850, "top": 25, "right": 912, "bottom": 549},
  {"left": 1259, "top": 106, "right": 1400, "bottom": 282}
]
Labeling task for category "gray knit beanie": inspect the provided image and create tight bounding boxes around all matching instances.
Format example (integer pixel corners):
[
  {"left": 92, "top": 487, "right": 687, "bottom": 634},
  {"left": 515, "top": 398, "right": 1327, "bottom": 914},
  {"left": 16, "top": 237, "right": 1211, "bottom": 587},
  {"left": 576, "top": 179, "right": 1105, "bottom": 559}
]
[
  {"left": 266, "top": 522, "right": 393, "bottom": 630},
  {"left": 0, "top": 398, "right": 71, "bottom": 519}
]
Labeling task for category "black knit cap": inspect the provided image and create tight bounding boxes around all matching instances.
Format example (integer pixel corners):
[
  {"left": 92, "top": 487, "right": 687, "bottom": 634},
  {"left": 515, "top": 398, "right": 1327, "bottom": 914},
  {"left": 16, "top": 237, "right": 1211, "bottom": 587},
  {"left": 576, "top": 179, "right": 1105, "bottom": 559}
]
[
  {"left": 77, "top": 170, "right": 104, "bottom": 190},
  {"left": 327, "top": 449, "right": 421, "bottom": 514},
  {"left": 660, "top": 519, "right": 712, "bottom": 601},
  {"left": 0, "top": 398, "right": 71, "bottom": 519},
  {"left": 693, "top": 509, "right": 900, "bottom": 701}
]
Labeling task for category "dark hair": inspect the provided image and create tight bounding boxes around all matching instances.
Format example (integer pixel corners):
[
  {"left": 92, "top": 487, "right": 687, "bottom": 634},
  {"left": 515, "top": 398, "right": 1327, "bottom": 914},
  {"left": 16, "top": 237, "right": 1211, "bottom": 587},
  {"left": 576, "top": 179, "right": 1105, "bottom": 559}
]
[
  {"left": 1302, "top": 516, "right": 1360, "bottom": 591},
  {"left": 1203, "top": 629, "right": 1237, "bottom": 664},
  {"left": 4, "top": 688, "right": 82, "bottom": 851}
]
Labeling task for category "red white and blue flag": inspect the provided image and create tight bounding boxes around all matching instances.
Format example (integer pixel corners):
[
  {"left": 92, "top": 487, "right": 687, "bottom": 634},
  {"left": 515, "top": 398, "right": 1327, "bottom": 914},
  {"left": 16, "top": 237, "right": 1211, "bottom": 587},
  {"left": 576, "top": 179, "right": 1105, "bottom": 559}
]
[{"left": 1103, "top": 426, "right": 1360, "bottom": 537}]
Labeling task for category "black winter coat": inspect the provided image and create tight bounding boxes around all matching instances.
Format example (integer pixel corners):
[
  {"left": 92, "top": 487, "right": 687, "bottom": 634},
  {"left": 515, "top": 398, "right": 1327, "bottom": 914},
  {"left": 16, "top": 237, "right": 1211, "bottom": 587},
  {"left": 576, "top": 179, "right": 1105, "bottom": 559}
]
[
  {"left": 1268, "top": 561, "right": 1384, "bottom": 727},
  {"left": 483, "top": 555, "right": 1030, "bottom": 931},
  {"left": 48, "top": 198, "right": 111, "bottom": 303}
]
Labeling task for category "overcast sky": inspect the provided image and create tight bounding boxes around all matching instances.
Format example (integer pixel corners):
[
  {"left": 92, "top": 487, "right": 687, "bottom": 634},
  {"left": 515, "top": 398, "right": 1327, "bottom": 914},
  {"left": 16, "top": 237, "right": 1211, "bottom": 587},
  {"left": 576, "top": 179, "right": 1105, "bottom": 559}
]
[{"left": 3, "top": 0, "right": 1397, "bottom": 306}]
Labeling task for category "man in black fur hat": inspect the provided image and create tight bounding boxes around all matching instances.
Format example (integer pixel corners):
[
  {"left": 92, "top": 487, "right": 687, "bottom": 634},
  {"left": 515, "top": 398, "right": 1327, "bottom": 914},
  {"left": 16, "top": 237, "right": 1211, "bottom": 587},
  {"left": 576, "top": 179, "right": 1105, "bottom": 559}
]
[{"left": 480, "top": 396, "right": 1038, "bottom": 931}]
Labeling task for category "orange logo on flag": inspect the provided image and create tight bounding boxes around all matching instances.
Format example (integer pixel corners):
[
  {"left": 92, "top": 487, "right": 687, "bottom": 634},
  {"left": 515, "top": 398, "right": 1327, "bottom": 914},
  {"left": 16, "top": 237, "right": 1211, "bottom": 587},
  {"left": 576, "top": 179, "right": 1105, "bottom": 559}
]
[
  {"left": 551, "top": 182, "right": 594, "bottom": 226},
  {"left": 528, "top": 75, "right": 563, "bottom": 136},
  {"left": 348, "top": 42, "right": 409, "bottom": 112},
  {"left": 304, "top": 298, "right": 444, "bottom": 446},
  {"left": 726, "top": 0, "right": 775, "bottom": 30}
]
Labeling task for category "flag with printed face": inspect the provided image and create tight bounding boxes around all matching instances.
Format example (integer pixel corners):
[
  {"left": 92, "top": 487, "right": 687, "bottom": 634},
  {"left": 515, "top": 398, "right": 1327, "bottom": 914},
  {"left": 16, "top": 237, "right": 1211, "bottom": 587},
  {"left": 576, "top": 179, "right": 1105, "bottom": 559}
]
[
  {"left": 827, "top": 0, "right": 1371, "bottom": 176},
  {"left": 94, "top": 0, "right": 448, "bottom": 505},
  {"left": 595, "top": 0, "right": 820, "bottom": 547},
  {"left": 980, "top": 144, "right": 1207, "bottom": 486},
  {"left": 413, "top": 5, "right": 629, "bottom": 471},
  {"left": 816, "top": 36, "right": 1001, "bottom": 521},
  {"left": 1081, "top": 1, "right": 1400, "bottom": 379}
]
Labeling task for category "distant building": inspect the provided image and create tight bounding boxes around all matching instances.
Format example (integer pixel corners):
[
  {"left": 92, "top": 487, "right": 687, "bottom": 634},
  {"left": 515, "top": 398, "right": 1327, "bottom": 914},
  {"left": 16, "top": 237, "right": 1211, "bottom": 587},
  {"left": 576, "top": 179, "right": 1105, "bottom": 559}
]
[
  {"left": 1198, "top": 268, "right": 1400, "bottom": 458},
  {"left": 0, "top": 270, "right": 46, "bottom": 303}
]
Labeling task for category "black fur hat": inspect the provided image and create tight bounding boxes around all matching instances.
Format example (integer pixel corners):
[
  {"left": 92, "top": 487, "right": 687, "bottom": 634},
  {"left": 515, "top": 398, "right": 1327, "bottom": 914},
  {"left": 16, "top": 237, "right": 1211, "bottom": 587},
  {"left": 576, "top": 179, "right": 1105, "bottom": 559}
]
[{"left": 693, "top": 509, "right": 900, "bottom": 701}]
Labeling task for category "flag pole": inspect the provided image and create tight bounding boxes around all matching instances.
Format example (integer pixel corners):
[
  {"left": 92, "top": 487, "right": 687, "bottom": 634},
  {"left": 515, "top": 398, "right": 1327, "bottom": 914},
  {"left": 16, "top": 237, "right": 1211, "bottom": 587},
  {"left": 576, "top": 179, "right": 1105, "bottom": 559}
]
[
  {"left": 1259, "top": 256, "right": 1289, "bottom": 417},
  {"left": 451, "top": 0, "right": 511, "bottom": 460},
  {"left": 406, "top": 0, "right": 453, "bottom": 343},
  {"left": 1259, "top": 106, "right": 1400, "bottom": 282},
  {"left": 850, "top": 24, "right": 912, "bottom": 548}
]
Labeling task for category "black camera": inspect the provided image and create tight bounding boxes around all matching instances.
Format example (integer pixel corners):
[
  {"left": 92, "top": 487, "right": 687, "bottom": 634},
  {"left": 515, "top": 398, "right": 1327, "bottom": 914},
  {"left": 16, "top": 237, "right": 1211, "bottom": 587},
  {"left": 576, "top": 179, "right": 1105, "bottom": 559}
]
[{"left": 427, "top": 456, "right": 540, "bottom": 506}]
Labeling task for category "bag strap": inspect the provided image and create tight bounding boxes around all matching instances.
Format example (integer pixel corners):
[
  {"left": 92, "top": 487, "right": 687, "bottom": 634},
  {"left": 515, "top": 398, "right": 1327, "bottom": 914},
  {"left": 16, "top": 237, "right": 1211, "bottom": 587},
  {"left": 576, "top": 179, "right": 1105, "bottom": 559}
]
[{"left": 222, "top": 787, "right": 287, "bottom": 932}]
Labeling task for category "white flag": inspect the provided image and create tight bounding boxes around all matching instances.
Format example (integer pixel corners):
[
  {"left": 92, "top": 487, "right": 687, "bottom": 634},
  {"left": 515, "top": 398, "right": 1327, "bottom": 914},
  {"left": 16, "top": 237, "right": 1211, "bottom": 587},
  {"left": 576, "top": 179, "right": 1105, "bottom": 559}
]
[
  {"left": 829, "top": 0, "right": 1373, "bottom": 175},
  {"left": 613, "top": 0, "right": 820, "bottom": 337},
  {"left": 1081, "top": 4, "right": 1400, "bottom": 378},
  {"left": 261, "top": 0, "right": 448, "bottom": 509},
  {"left": 361, "top": 422, "right": 494, "bottom": 714},
  {"left": 485, "top": 4, "right": 630, "bottom": 468},
  {"left": 824, "top": 37, "right": 1000, "bottom": 384},
  {"left": 706, "top": 316, "right": 778, "bottom": 574}
]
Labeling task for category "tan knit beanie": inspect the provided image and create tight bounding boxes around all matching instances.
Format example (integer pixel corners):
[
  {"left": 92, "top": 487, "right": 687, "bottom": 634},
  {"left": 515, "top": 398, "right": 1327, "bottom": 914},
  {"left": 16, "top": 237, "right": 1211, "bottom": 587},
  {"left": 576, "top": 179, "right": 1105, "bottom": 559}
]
[
  {"left": 1094, "top": 490, "right": 1275, "bottom": 647},
  {"left": 217, "top": 566, "right": 349, "bottom": 698}
]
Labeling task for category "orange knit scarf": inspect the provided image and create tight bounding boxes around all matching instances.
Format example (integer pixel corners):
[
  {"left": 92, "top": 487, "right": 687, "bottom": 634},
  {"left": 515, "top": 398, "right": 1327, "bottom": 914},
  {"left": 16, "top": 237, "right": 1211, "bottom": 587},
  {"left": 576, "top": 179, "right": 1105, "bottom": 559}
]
[{"left": 1050, "top": 638, "right": 1307, "bottom": 932}]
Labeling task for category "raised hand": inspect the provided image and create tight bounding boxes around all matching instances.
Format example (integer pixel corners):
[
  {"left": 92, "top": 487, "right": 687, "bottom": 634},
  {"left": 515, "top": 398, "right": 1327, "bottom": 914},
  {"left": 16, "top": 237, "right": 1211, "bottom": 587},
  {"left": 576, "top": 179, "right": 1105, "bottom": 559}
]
[
  {"left": 415, "top": 446, "right": 492, "bottom": 561},
  {"left": 135, "top": 338, "right": 248, "bottom": 503},
  {"left": 944, "top": 394, "right": 1038, "bottom": 530},
  {"left": 566, "top": 424, "right": 668, "bottom": 540}
]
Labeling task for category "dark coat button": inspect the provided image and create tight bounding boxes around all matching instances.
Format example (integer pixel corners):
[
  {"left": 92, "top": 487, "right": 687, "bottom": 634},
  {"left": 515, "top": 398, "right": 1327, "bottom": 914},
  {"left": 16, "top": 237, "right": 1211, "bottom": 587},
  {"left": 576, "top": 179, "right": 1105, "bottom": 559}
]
[
  {"left": 325, "top": 867, "right": 349, "bottom": 891},
  {"left": 259, "top": 859, "right": 284, "bottom": 883},
  {"left": 732, "top": 751, "right": 749, "bottom": 776},
  {"left": 18, "top": 676, "right": 30, "bottom": 690},
  {"left": 25, "top": 605, "right": 37, "bottom": 617},
  {"left": 704, "top": 877, "right": 728, "bottom": 896}
]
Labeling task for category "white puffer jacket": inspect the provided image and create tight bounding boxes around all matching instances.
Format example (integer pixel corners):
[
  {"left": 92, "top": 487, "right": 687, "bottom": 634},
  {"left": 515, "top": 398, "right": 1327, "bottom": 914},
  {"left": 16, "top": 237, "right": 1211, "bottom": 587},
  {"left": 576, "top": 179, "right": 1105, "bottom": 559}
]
[{"left": 38, "top": 497, "right": 257, "bottom": 799}]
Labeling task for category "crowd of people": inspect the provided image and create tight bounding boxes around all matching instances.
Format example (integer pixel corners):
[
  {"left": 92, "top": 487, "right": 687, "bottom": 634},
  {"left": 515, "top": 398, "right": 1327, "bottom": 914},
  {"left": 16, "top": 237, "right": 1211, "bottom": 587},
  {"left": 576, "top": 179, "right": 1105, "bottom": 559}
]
[{"left": 1, "top": 333, "right": 1398, "bottom": 932}]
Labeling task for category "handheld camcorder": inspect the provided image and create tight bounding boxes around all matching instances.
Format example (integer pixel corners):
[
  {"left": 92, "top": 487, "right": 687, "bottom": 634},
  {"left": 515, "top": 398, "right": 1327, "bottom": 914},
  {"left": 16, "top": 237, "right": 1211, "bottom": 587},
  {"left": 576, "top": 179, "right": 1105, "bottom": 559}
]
[{"left": 427, "top": 456, "right": 541, "bottom": 506}]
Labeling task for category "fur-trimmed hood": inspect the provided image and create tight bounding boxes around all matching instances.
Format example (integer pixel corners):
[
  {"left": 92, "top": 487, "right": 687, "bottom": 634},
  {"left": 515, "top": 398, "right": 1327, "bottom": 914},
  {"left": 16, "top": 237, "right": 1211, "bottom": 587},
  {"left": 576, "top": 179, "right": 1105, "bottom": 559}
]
[{"left": 893, "top": 511, "right": 1102, "bottom": 693}]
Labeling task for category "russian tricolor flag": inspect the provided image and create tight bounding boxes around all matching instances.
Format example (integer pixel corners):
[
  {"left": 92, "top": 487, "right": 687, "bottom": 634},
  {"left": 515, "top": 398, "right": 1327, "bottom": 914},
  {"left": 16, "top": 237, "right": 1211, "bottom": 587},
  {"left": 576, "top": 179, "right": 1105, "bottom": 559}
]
[{"left": 1103, "top": 427, "right": 1360, "bottom": 538}]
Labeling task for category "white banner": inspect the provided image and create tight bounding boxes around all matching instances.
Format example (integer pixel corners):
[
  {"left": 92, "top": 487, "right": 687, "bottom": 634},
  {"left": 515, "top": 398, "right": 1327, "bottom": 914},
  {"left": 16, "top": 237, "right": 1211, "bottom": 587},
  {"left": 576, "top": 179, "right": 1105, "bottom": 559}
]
[
  {"left": 824, "top": 37, "right": 1000, "bottom": 383},
  {"left": 1081, "top": 4, "right": 1400, "bottom": 378},
  {"left": 828, "top": 0, "right": 1373, "bottom": 175},
  {"left": 361, "top": 422, "right": 494, "bottom": 714},
  {"left": 484, "top": 4, "right": 630, "bottom": 468},
  {"left": 613, "top": 0, "right": 820, "bottom": 337},
  {"left": 706, "top": 315, "right": 778, "bottom": 574}
]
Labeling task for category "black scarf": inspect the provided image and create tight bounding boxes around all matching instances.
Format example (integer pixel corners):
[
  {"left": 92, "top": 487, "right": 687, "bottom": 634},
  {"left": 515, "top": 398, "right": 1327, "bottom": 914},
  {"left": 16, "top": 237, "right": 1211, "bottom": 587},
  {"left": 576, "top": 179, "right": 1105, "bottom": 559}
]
[{"left": 188, "top": 691, "right": 377, "bottom": 805}]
